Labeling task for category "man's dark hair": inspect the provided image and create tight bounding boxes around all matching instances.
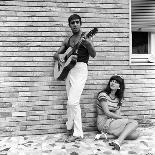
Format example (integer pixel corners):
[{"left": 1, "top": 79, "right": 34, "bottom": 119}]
[{"left": 68, "top": 14, "right": 82, "bottom": 25}]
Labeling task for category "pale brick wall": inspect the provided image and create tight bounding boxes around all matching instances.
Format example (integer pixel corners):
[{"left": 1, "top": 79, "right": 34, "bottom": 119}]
[{"left": 0, "top": 0, "right": 155, "bottom": 136}]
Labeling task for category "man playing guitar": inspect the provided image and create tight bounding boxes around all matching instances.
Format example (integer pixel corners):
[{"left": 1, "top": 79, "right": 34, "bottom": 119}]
[{"left": 54, "top": 14, "right": 96, "bottom": 142}]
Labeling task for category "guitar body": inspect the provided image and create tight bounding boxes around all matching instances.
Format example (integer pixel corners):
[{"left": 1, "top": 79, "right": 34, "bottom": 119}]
[
  {"left": 54, "top": 54, "right": 77, "bottom": 81},
  {"left": 54, "top": 28, "right": 98, "bottom": 81}
]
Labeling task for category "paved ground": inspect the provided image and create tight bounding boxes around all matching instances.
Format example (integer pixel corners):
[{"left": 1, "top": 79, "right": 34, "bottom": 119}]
[{"left": 0, "top": 126, "right": 154, "bottom": 155}]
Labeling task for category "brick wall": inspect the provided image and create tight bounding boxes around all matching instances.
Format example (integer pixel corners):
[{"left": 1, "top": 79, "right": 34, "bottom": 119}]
[{"left": 0, "top": 0, "right": 155, "bottom": 137}]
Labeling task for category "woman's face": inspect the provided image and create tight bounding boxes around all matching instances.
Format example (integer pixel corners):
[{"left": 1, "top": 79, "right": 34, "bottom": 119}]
[
  {"left": 110, "top": 79, "right": 120, "bottom": 90},
  {"left": 69, "top": 19, "right": 81, "bottom": 34}
]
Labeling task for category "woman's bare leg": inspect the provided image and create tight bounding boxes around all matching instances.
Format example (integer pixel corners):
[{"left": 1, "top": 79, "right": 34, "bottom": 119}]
[
  {"left": 126, "top": 130, "right": 139, "bottom": 140},
  {"left": 100, "top": 134, "right": 115, "bottom": 139},
  {"left": 117, "top": 120, "right": 138, "bottom": 145}
]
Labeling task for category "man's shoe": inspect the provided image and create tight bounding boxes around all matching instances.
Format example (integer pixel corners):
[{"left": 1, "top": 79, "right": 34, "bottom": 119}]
[{"left": 66, "top": 129, "right": 73, "bottom": 137}]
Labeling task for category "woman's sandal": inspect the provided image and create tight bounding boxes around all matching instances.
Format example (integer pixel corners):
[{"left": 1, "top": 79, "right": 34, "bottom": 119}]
[
  {"left": 94, "top": 132, "right": 108, "bottom": 141},
  {"left": 109, "top": 140, "right": 121, "bottom": 151}
]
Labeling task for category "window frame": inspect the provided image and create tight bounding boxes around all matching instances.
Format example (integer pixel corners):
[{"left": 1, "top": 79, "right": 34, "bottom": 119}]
[{"left": 129, "top": 0, "right": 155, "bottom": 65}]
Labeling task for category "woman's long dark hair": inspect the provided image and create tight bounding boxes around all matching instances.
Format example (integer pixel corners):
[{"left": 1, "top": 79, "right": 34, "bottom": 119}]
[{"left": 99, "top": 75, "right": 125, "bottom": 107}]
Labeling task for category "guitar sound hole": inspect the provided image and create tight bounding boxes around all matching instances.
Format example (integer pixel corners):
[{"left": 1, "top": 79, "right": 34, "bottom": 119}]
[{"left": 58, "top": 63, "right": 61, "bottom": 71}]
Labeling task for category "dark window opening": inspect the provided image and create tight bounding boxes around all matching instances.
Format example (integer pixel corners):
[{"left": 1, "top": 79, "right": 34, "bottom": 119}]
[{"left": 132, "top": 32, "right": 148, "bottom": 54}]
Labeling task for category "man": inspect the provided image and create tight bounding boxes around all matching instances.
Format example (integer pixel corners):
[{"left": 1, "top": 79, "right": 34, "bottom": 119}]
[{"left": 54, "top": 14, "right": 96, "bottom": 142}]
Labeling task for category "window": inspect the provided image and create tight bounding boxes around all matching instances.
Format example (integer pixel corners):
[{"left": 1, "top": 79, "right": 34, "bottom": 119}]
[{"left": 130, "top": 0, "right": 155, "bottom": 65}]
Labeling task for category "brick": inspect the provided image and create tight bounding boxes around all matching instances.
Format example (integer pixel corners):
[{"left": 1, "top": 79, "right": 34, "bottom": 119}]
[
  {"left": 0, "top": 112, "right": 12, "bottom": 118},
  {"left": 26, "top": 116, "right": 40, "bottom": 121},
  {"left": 20, "top": 126, "right": 27, "bottom": 131},
  {"left": 6, "top": 117, "right": 26, "bottom": 122},
  {"left": 27, "top": 111, "right": 47, "bottom": 116},
  {"left": 0, "top": 103, "right": 12, "bottom": 108},
  {"left": 12, "top": 112, "right": 27, "bottom": 117}
]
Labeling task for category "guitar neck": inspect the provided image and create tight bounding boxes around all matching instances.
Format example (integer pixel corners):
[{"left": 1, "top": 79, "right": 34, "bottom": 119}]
[{"left": 66, "top": 28, "right": 97, "bottom": 58}]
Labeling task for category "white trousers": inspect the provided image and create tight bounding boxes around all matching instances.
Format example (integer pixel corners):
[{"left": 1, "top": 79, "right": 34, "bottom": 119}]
[{"left": 65, "top": 62, "right": 88, "bottom": 138}]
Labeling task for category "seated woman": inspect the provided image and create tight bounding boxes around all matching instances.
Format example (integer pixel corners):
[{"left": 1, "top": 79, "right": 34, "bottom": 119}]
[{"left": 96, "top": 75, "right": 139, "bottom": 151}]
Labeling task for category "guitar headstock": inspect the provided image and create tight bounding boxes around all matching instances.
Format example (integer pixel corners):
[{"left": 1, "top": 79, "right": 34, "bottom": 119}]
[
  {"left": 86, "top": 27, "right": 98, "bottom": 38},
  {"left": 74, "top": 27, "right": 98, "bottom": 50}
]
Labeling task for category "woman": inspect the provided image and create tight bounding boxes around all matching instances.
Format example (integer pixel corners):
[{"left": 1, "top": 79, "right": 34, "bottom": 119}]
[{"left": 96, "top": 75, "right": 139, "bottom": 151}]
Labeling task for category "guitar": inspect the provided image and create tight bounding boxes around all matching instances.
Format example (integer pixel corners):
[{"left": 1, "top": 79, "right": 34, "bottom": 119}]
[{"left": 54, "top": 27, "right": 98, "bottom": 81}]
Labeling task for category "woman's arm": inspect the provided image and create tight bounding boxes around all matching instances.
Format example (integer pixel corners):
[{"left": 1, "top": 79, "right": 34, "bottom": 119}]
[{"left": 100, "top": 99, "right": 123, "bottom": 119}]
